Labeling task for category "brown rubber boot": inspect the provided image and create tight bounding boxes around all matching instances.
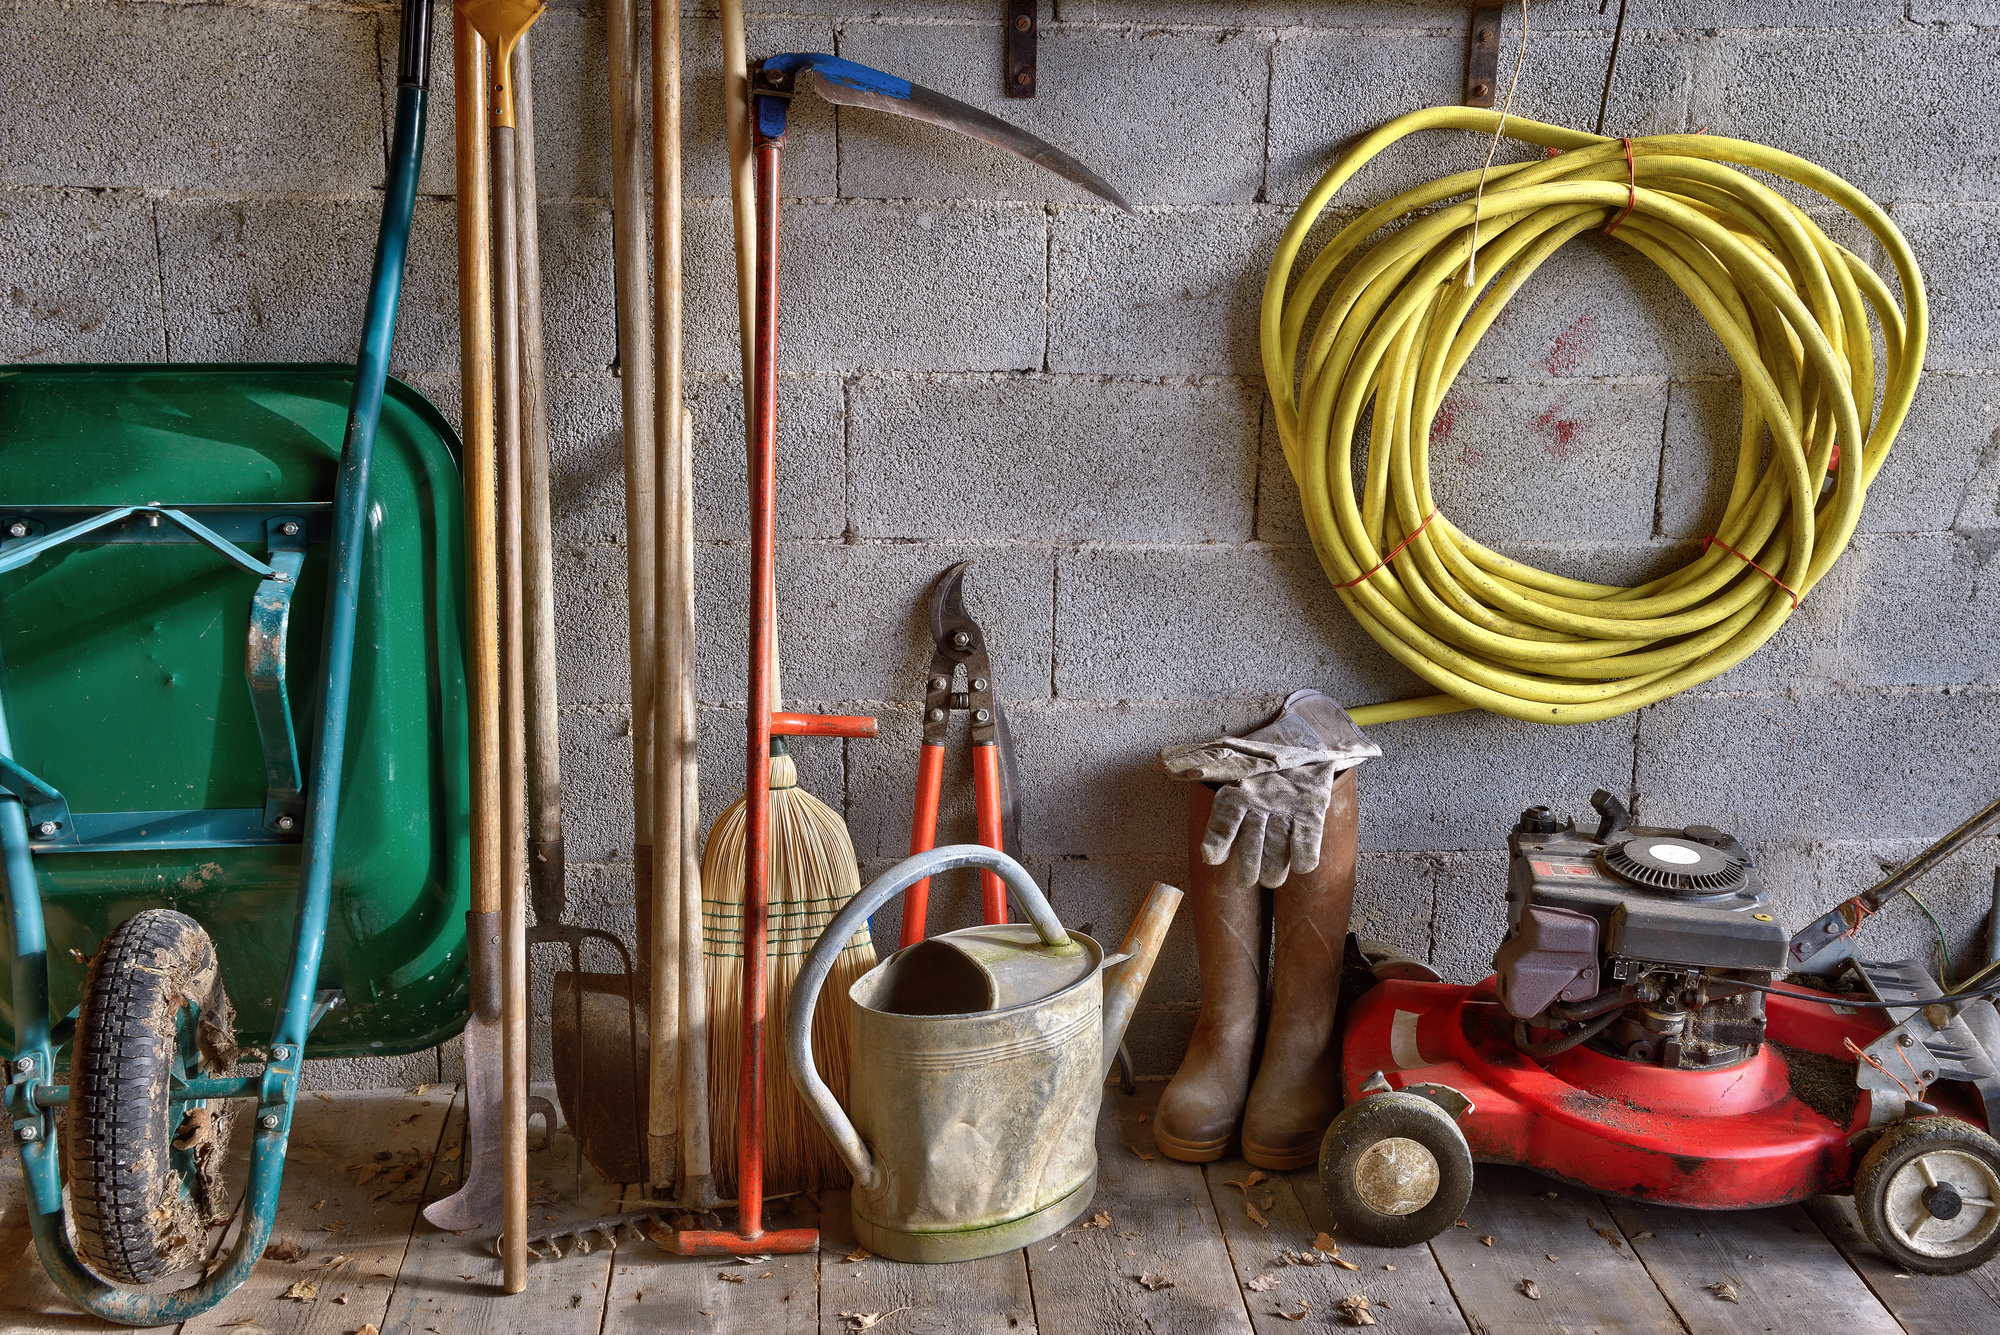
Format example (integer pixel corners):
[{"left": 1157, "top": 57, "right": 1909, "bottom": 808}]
[
  {"left": 1240, "top": 766, "right": 1358, "bottom": 1170},
  {"left": 1154, "top": 784, "right": 1265, "bottom": 1163}
]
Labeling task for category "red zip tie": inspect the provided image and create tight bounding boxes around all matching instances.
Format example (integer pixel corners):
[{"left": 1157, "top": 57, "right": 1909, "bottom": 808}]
[
  {"left": 1335, "top": 509, "right": 1441, "bottom": 590},
  {"left": 1701, "top": 533, "right": 1799, "bottom": 609},
  {"left": 1602, "top": 137, "right": 1638, "bottom": 235}
]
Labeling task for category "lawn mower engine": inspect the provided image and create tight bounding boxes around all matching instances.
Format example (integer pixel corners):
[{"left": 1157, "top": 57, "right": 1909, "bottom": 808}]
[
  {"left": 1494, "top": 791, "right": 1783, "bottom": 1071},
  {"left": 1326, "top": 787, "right": 2000, "bottom": 1276}
]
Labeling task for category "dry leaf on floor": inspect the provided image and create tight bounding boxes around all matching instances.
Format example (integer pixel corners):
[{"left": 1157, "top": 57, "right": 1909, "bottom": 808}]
[
  {"left": 1313, "top": 1232, "right": 1339, "bottom": 1254},
  {"left": 1632, "top": 1230, "right": 1653, "bottom": 1240},
  {"left": 1084, "top": 1212, "right": 1112, "bottom": 1229},
  {"left": 1480, "top": 1235, "right": 1494, "bottom": 1246},
  {"left": 718, "top": 1273, "right": 746, "bottom": 1284},
  {"left": 440, "top": 1142, "right": 462, "bottom": 1162},
  {"left": 1222, "top": 1170, "right": 1268, "bottom": 1195},
  {"left": 1454, "top": 1217, "right": 1470, "bottom": 1228},
  {"left": 1136, "top": 1273, "right": 1175, "bottom": 1291},
  {"left": 263, "top": 1237, "right": 307, "bottom": 1262},
  {"left": 840, "top": 1308, "right": 910, "bottom": 1331},
  {"left": 1537, "top": 1191, "right": 1559, "bottom": 1200},
  {"left": 1520, "top": 1278, "right": 1541, "bottom": 1300},
  {"left": 310, "top": 1200, "right": 326, "bottom": 1212},
  {"left": 1709, "top": 1281, "right": 1739, "bottom": 1304},
  {"left": 1247, "top": 1274, "right": 1280, "bottom": 1292},
  {"left": 1595, "top": 1227, "right": 1625, "bottom": 1251},
  {"left": 351, "top": 1165, "right": 380, "bottom": 1186},
  {"left": 1546, "top": 1254, "right": 1559, "bottom": 1262},
  {"left": 1333, "top": 1258, "right": 1360, "bottom": 1272},
  {"left": 1383, "top": 1264, "right": 1396, "bottom": 1271},
  {"left": 316, "top": 1092, "right": 335, "bottom": 1103},
  {"left": 1131, "top": 1146, "right": 1155, "bottom": 1161},
  {"left": 1338, "top": 1293, "right": 1375, "bottom": 1327},
  {"left": 411, "top": 1083, "right": 437, "bottom": 1096},
  {"left": 844, "top": 1246, "right": 871, "bottom": 1263},
  {"left": 1275, "top": 1302, "right": 1311, "bottom": 1322},
  {"left": 334, "top": 1295, "right": 348, "bottom": 1305},
  {"left": 1246, "top": 1202, "right": 1269, "bottom": 1230},
  {"left": 358, "top": 1326, "right": 379, "bottom": 1335},
  {"left": 280, "top": 1278, "right": 318, "bottom": 1302}
]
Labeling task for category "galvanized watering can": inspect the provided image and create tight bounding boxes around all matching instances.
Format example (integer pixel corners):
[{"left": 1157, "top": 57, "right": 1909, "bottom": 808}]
[{"left": 787, "top": 845, "right": 1182, "bottom": 1262}]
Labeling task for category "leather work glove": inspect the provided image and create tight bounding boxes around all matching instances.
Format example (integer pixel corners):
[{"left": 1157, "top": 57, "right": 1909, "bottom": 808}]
[{"left": 1158, "top": 690, "right": 1379, "bottom": 890}]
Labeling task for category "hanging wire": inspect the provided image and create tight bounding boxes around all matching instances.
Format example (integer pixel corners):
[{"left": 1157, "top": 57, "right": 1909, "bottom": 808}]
[{"left": 1594, "top": 0, "right": 1630, "bottom": 137}]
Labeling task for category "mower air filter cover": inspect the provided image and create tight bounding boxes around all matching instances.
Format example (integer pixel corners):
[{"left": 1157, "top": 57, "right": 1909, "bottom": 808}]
[{"left": 1601, "top": 835, "right": 1749, "bottom": 896}]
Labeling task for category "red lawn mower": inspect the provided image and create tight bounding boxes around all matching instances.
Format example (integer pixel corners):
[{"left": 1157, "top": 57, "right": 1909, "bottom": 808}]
[{"left": 1323, "top": 788, "right": 2000, "bottom": 1275}]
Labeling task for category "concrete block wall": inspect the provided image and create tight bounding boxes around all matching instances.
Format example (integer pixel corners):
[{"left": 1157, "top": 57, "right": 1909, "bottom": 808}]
[{"left": 6, "top": 0, "right": 2000, "bottom": 1088}]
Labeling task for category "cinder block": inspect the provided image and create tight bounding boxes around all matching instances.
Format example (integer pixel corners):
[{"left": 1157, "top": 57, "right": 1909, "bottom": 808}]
[
  {"left": 687, "top": 372, "right": 848, "bottom": 540},
  {"left": 1428, "top": 851, "right": 1510, "bottom": 983},
  {"left": 0, "top": 188, "right": 163, "bottom": 362},
  {"left": 848, "top": 374, "right": 1261, "bottom": 542},
  {"left": 1049, "top": 856, "right": 1199, "bottom": 1005},
  {"left": 0, "top": 1, "right": 386, "bottom": 192},
  {"left": 541, "top": 372, "right": 845, "bottom": 546},
  {"left": 1053, "top": 545, "right": 1427, "bottom": 702},
  {"left": 694, "top": 541, "right": 1055, "bottom": 704},
  {"left": 1351, "top": 852, "right": 1438, "bottom": 970},
  {"left": 558, "top": 704, "right": 639, "bottom": 863},
  {"left": 684, "top": 198, "right": 1048, "bottom": 374},
  {"left": 833, "top": 23, "right": 1266, "bottom": 207},
  {"left": 1267, "top": 28, "right": 1692, "bottom": 208},
  {"left": 1888, "top": 201, "right": 2000, "bottom": 375},
  {"left": 1048, "top": 207, "right": 1288, "bottom": 377},
  {"left": 1690, "top": 31, "right": 2000, "bottom": 205},
  {"left": 536, "top": 199, "right": 622, "bottom": 377},
  {"left": 551, "top": 542, "right": 635, "bottom": 707},
  {"left": 299, "top": 1051, "right": 442, "bottom": 1092},
  {"left": 1843, "top": 533, "right": 2000, "bottom": 689},
  {"left": 156, "top": 198, "right": 459, "bottom": 377},
  {"left": 1906, "top": 0, "right": 2000, "bottom": 19},
  {"left": 1635, "top": 688, "right": 2000, "bottom": 845},
  {"left": 1360, "top": 710, "right": 1636, "bottom": 852},
  {"left": 1753, "top": 837, "right": 1998, "bottom": 977}
]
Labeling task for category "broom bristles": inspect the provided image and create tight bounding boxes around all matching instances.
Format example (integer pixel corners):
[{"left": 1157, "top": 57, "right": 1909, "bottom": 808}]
[{"left": 702, "top": 750, "right": 875, "bottom": 1193}]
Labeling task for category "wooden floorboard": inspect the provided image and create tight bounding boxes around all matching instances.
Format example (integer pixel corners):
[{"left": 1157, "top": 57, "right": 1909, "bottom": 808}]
[
  {"left": 1801, "top": 1192, "right": 2000, "bottom": 1335},
  {"left": 11, "top": 1084, "right": 2000, "bottom": 1333},
  {"left": 1023, "top": 1083, "right": 1251, "bottom": 1335},
  {"left": 1429, "top": 1164, "right": 1684, "bottom": 1335},
  {"left": 600, "top": 1193, "right": 821, "bottom": 1335},
  {"left": 186, "top": 1085, "right": 455, "bottom": 1335},
  {"left": 376, "top": 1087, "right": 620, "bottom": 1335},
  {"left": 1282, "top": 1155, "right": 1473, "bottom": 1332},
  {"left": 815, "top": 1187, "right": 1036, "bottom": 1335},
  {"left": 1604, "top": 1196, "right": 1903, "bottom": 1335}
]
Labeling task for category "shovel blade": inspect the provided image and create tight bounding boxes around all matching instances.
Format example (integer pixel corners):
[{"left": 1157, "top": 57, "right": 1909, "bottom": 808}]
[{"left": 551, "top": 970, "right": 650, "bottom": 1185}]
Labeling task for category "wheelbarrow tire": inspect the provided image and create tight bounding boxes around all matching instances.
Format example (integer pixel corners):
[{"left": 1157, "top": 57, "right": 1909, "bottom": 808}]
[
  {"left": 1855, "top": 1115, "right": 2000, "bottom": 1276},
  {"left": 1317, "top": 1091, "right": 1473, "bottom": 1247},
  {"left": 66, "top": 909, "right": 239, "bottom": 1285}
]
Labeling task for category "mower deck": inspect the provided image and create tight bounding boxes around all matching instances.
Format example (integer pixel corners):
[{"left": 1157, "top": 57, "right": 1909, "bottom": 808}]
[{"left": 1344, "top": 976, "right": 1988, "bottom": 1210}]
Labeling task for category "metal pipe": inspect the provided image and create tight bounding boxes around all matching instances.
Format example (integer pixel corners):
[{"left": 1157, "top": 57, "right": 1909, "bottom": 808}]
[{"left": 1857, "top": 793, "right": 2000, "bottom": 916}]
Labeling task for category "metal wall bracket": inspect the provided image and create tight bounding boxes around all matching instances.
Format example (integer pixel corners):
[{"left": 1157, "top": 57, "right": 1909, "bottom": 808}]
[
  {"left": 1465, "top": 4, "right": 1502, "bottom": 108},
  {"left": 1006, "top": 0, "right": 1036, "bottom": 98}
]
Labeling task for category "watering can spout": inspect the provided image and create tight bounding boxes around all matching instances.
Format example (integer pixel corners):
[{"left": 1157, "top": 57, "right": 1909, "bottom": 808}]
[{"left": 1100, "top": 882, "right": 1184, "bottom": 1082}]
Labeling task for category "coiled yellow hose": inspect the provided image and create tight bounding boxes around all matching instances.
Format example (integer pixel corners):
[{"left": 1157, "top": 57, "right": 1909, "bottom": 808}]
[{"left": 1262, "top": 107, "right": 1925, "bottom": 727}]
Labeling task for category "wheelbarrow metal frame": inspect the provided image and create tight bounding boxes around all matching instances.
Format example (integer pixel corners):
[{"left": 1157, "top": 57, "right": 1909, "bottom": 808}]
[{"left": 0, "top": 0, "right": 436, "bottom": 1317}]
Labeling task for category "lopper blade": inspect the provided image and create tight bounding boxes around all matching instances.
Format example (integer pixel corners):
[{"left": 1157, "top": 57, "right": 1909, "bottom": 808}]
[{"left": 765, "top": 54, "right": 1132, "bottom": 212}]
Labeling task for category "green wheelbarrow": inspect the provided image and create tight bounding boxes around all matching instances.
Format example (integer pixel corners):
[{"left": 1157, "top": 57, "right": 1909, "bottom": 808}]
[{"left": 0, "top": 0, "right": 465, "bottom": 1321}]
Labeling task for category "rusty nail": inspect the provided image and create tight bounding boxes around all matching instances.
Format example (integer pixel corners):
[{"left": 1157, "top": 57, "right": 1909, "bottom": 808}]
[
  {"left": 1472, "top": 81, "right": 1490, "bottom": 96},
  {"left": 1016, "top": 68, "right": 1034, "bottom": 86},
  {"left": 1014, "top": 13, "right": 1032, "bottom": 30}
]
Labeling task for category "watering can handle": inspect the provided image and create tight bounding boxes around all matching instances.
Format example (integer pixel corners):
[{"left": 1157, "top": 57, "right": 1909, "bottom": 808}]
[{"left": 785, "top": 843, "right": 1070, "bottom": 1191}]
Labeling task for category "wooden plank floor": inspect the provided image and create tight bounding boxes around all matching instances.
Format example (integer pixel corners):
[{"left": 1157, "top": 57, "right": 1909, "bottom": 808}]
[{"left": 2, "top": 1083, "right": 1997, "bottom": 1334}]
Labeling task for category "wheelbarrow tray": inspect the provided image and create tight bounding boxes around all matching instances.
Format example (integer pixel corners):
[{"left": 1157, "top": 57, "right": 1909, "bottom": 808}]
[{"left": 0, "top": 363, "right": 471, "bottom": 1060}]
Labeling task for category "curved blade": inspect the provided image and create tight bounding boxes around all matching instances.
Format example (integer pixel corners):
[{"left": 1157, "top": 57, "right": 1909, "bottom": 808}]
[
  {"left": 774, "top": 55, "right": 1131, "bottom": 212},
  {"left": 928, "top": 560, "right": 974, "bottom": 649}
]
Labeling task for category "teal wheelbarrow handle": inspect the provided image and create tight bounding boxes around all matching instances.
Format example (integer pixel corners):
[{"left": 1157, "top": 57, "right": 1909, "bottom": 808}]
[{"left": 0, "top": 0, "right": 436, "bottom": 1319}]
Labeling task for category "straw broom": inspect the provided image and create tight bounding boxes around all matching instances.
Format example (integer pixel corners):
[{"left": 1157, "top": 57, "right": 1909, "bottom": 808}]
[{"left": 702, "top": 746, "right": 875, "bottom": 1193}]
